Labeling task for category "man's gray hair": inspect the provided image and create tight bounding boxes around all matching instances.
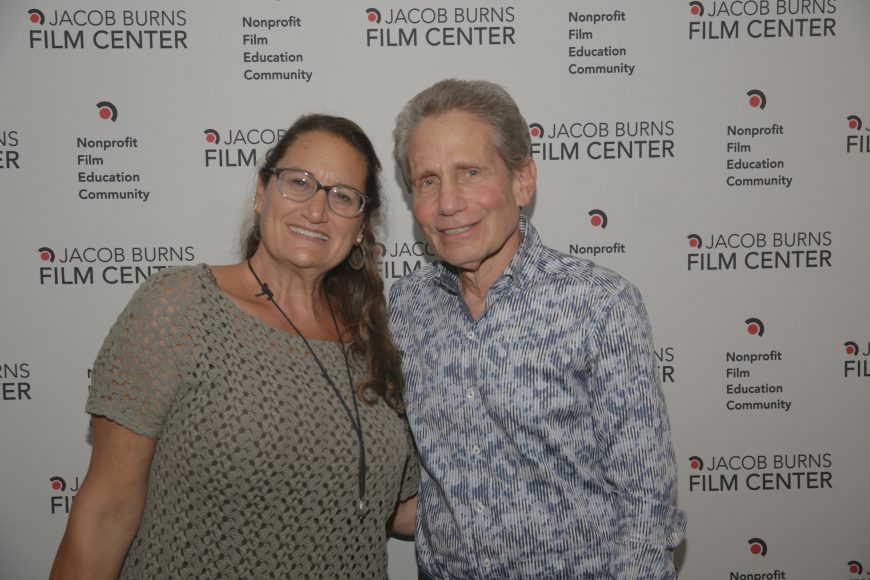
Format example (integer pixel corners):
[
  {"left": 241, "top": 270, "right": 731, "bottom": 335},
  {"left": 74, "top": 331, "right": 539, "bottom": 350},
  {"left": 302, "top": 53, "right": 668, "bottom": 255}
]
[{"left": 393, "top": 79, "right": 531, "bottom": 191}]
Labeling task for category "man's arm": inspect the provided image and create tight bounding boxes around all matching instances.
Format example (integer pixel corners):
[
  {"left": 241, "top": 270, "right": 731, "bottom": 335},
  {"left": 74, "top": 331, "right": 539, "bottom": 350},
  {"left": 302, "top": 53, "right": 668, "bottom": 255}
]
[
  {"left": 386, "top": 280, "right": 420, "bottom": 540},
  {"left": 587, "top": 282, "right": 686, "bottom": 579}
]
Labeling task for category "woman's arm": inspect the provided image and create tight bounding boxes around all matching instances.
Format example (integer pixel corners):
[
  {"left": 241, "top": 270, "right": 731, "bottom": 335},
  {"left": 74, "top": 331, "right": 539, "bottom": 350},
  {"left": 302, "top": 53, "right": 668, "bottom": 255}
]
[
  {"left": 389, "top": 495, "right": 417, "bottom": 538},
  {"left": 49, "top": 416, "right": 156, "bottom": 580}
]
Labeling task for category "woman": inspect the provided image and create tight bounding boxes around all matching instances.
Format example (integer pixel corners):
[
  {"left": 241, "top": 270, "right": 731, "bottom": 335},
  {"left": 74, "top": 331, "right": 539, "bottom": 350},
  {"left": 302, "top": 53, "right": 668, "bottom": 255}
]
[{"left": 50, "top": 114, "right": 418, "bottom": 579}]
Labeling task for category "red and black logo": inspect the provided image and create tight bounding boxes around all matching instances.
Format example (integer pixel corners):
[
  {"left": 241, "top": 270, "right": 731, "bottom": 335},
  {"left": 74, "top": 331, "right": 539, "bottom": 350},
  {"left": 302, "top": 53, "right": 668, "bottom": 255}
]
[
  {"left": 528, "top": 123, "right": 544, "bottom": 139},
  {"left": 745, "top": 318, "right": 765, "bottom": 336},
  {"left": 844, "top": 341, "right": 859, "bottom": 356},
  {"left": 689, "top": 1, "right": 705, "bottom": 16},
  {"left": 688, "top": 456, "right": 704, "bottom": 470},
  {"left": 687, "top": 234, "right": 702, "bottom": 249},
  {"left": 747, "top": 90, "right": 767, "bottom": 110},
  {"left": 748, "top": 537, "right": 768, "bottom": 557},
  {"left": 97, "top": 101, "right": 118, "bottom": 122},
  {"left": 848, "top": 561, "right": 864, "bottom": 575},
  {"left": 588, "top": 209, "right": 608, "bottom": 229},
  {"left": 846, "top": 113, "right": 869, "bottom": 154},
  {"left": 27, "top": 8, "right": 45, "bottom": 24},
  {"left": 38, "top": 246, "right": 55, "bottom": 262},
  {"left": 204, "top": 129, "right": 220, "bottom": 144},
  {"left": 365, "top": 8, "right": 381, "bottom": 23},
  {"left": 49, "top": 474, "right": 81, "bottom": 514}
]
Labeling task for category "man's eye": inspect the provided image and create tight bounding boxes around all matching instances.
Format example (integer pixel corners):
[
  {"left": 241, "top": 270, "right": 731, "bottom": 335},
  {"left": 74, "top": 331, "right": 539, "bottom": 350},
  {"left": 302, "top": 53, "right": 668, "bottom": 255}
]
[{"left": 459, "top": 169, "right": 482, "bottom": 181}]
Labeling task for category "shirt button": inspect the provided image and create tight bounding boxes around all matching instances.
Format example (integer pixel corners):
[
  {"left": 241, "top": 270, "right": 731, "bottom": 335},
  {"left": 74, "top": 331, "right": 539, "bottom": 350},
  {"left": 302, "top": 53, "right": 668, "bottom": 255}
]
[
  {"left": 466, "top": 389, "right": 475, "bottom": 400},
  {"left": 466, "top": 329, "right": 475, "bottom": 340},
  {"left": 473, "top": 501, "right": 484, "bottom": 513},
  {"left": 482, "top": 558, "right": 491, "bottom": 570},
  {"left": 471, "top": 445, "right": 481, "bottom": 455}
]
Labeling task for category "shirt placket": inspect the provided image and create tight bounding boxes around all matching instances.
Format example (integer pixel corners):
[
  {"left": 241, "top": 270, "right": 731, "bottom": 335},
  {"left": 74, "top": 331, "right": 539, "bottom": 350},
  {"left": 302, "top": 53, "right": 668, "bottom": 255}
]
[
  {"left": 459, "top": 316, "right": 489, "bottom": 573},
  {"left": 462, "top": 291, "right": 510, "bottom": 578}
]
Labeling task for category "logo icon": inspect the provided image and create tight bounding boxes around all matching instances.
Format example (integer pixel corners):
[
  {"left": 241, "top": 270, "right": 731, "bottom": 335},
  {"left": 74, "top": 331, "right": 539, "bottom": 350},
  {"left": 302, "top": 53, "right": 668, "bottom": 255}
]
[
  {"left": 745, "top": 318, "right": 765, "bottom": 337},
  {"left": 96, "top": 101, "right": 118, "bottom": 122},
  {"left": 27, "top": 8, "right": 45, "bottom": 24},
  {"left": 848, "top": 561, "right": 864, "bottom": 575},
  {"left": 689, "top": 1, "right": 705, "bottom": 16},
  {"left": 847, "top": 115, "right": 863, "bottom": 131},
  {"left": 687, "top": 234, "right": 702, "bottom": 249},
  {"left": 365, "top": 8, "right": 381, "bottom": 23},
  {"left": 588, "top": 209, "right": 608, "bottom": 229},
  {"left": 203, "top": 129, "right": 220, "bottom": 144},
  {"left": 38, "top": 247, "right": 55, "bottom": 262},
  {"left": 844, "top": 341, "right": 859, "bottom": 356},
  {"left": 748, "top": 538, "right": 768, "bottom": 557},
  {"left": 747, "top": 90, "right": 767, "bottom": 110},
  {"left": 528, "top": 123, "right": 544, "bottom": 139},
  {"left": 49, "top": 476, "right": 66, "bottom": 492},
  {"left": 688, "top": 456, "right": 704, "bottom": 470}
]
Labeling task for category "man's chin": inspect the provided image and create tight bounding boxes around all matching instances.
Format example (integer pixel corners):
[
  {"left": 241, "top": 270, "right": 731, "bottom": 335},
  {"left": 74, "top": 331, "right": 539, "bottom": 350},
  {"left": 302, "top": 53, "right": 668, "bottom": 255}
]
[{"left": 442, "top": 254, "right": 484, "bottom": 273}]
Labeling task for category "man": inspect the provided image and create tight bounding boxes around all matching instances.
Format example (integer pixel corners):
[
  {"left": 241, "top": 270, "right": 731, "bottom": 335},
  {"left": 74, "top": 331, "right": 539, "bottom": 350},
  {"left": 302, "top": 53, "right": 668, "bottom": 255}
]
[{"left": 389, "top": 79, "right": 686, "bottom": 579}]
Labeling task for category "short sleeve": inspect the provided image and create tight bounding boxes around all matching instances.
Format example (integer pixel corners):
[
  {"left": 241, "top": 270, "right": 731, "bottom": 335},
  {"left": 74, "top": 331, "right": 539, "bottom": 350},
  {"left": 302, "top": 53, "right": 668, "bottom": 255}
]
[{"left": 86, "top": 268, "right": 194, "bottom": 438}]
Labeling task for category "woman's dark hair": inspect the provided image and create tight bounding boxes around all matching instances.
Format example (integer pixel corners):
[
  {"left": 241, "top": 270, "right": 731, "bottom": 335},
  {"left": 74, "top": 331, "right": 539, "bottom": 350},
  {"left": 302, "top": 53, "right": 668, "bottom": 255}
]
[{"left": 241, "top": 114, "right": 404, "bottom": 410}]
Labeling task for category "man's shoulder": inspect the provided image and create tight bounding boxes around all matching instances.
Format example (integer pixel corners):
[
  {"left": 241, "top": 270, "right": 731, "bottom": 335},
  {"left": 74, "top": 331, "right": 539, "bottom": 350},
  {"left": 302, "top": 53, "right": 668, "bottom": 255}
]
[
  {"left": 535, "top": 244, "right": 634, "bottom": 298},
  {"left": 390, "top": 261, "right": 441, "bottom": 294}
]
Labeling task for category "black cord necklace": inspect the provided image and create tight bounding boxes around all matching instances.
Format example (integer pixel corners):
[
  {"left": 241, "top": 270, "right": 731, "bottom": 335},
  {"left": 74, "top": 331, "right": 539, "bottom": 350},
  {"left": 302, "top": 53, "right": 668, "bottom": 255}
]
[{"left": 247, "top": 258, "right": 367, "bottom": 515}]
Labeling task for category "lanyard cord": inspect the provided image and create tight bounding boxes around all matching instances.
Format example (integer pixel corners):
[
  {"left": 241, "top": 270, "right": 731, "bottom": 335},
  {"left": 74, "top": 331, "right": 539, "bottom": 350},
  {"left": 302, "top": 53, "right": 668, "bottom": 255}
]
[{"left": 247, "top": 259, "right": 367, "bottom": 513}]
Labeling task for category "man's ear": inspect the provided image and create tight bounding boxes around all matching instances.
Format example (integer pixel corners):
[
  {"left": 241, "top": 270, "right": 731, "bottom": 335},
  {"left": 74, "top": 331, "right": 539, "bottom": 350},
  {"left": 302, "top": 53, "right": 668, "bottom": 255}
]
[{"left": 513, "top": 157, "right": 537, "bottom": 208}]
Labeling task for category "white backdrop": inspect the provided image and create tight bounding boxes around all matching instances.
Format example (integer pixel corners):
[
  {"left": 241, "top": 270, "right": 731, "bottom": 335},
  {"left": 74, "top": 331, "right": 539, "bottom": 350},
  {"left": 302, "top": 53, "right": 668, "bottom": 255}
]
[{"left": 1, "top": 1, "right": 869, "bottom": 578}]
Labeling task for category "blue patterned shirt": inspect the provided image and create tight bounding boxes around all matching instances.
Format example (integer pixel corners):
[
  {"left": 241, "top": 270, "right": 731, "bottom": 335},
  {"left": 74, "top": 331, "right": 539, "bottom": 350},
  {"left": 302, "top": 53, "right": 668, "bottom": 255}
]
[{"left": 389, "top": 216, "right": 686, "bottom": 579}]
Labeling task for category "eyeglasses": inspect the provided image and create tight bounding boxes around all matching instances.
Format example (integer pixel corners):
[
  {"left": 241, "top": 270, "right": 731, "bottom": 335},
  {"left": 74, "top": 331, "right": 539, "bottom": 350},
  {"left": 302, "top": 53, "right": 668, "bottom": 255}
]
[{"left": 267, "top": 167, "right": 367, "bottom": 218}]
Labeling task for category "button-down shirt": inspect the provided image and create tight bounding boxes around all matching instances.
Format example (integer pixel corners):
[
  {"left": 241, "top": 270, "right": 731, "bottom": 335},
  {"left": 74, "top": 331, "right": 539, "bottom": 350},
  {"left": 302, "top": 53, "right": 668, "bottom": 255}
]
[{"left": 389, "top": 216, "right": 686, "bottom": 579}]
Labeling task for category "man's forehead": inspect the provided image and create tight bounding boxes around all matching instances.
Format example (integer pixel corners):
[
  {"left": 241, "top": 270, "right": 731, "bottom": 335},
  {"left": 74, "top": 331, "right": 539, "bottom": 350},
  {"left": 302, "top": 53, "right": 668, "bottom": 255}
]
[{"left": 409, "top": 113, "right": 496, "bottom": 155}]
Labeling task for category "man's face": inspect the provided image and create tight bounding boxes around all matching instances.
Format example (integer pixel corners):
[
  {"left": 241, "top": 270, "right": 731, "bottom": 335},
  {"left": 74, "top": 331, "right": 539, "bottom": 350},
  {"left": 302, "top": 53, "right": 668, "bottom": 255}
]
[{"left": 407, "top": 110, "right": 535, "bottom": 276}]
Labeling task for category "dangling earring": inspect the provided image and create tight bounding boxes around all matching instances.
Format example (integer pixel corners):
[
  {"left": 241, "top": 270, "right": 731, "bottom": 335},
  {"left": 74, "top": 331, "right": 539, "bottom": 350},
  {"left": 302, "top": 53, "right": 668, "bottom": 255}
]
[{"left": 348, "top": 237, "right": 366, "bottom": 271}]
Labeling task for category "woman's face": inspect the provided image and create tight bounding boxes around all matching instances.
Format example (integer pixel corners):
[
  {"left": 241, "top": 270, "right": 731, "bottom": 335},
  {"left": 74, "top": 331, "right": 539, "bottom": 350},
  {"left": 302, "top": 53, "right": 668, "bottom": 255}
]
[{"left": 254, "top": 131, "right": 367, "bottom": 277}]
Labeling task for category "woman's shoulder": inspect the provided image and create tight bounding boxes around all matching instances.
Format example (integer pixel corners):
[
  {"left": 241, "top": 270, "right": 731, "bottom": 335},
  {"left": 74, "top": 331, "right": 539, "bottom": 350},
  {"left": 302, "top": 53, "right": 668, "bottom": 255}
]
[
  {"left": 124, "top": 263, "right": 214, "bottom": 315},
  {"left": 138, "top": 263, "right": 212, "bottom": 291}
]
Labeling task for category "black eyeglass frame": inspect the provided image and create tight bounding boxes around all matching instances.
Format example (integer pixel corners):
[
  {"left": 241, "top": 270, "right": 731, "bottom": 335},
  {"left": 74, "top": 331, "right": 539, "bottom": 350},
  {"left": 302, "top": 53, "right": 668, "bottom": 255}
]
[{"left": 266, "top": 167, "right": 368, "bottom": 217}]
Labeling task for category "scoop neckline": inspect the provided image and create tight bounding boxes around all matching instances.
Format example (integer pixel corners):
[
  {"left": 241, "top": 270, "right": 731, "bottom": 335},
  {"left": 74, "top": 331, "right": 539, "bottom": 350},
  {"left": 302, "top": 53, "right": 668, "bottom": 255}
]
[{"left": 200, "top": 263, "right": 350, "bottom": 346}]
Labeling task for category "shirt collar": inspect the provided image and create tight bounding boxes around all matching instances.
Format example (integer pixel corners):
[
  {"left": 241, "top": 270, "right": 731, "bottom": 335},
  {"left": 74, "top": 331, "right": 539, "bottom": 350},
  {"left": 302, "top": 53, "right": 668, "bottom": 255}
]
[{"left": 433, "top": 214, "right": 542, "bottom": 294}]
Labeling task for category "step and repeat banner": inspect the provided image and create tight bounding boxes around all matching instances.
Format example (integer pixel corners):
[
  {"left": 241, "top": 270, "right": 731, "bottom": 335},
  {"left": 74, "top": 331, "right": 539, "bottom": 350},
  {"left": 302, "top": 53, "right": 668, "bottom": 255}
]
[{"left": 1, "top": 1, "right": 868, "bottom": 578}]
